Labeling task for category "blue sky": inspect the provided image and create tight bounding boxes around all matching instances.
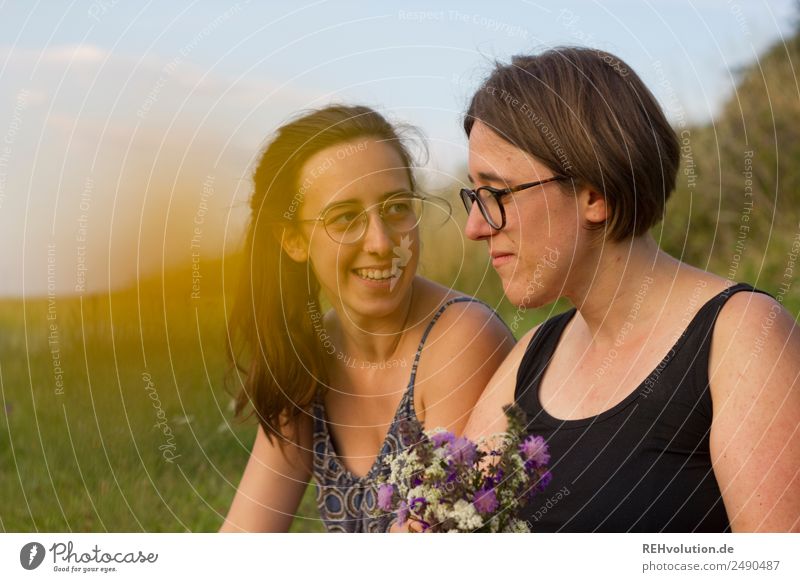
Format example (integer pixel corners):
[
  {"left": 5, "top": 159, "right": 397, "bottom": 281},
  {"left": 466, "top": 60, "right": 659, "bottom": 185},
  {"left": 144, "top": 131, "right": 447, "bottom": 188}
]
[{"left": 0, "top": 0, "right": 797, "bottom": 296}]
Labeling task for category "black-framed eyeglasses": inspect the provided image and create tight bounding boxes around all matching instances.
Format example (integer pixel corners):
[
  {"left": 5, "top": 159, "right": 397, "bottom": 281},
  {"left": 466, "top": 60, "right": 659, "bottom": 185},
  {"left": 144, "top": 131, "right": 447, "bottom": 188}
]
[
  {"left": 460, "top": 175, "right": 571, "bottom": 230},
  {"left": 295, "top": 192, "right": 423, "bottom": 244}
]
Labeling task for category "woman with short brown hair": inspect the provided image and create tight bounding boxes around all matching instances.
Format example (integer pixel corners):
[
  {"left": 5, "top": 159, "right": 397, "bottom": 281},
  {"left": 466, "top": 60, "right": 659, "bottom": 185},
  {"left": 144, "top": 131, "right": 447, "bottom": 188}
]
[{"left": 463, "top": 47, "right": 800, "bottom": 532}]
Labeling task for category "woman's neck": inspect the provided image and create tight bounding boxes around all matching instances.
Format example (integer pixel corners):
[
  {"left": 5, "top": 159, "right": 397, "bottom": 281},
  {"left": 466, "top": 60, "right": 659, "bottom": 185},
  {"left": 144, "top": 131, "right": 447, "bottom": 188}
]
[
  {"left": 325, "top": 281, "right": 416, "bottom": 366},
  {"left": 567, "top": 235, "right": 684, "bottom": 347}
]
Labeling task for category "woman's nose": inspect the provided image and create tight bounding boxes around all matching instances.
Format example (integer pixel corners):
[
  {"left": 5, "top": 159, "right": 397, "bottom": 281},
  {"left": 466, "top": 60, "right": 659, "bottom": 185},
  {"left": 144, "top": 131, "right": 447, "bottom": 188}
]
[
  {"left": 361, "top": 211, "right": 394, "bottom": 256},
  {"left": 464, "top": 200, "right": 493, "bottom": 241}
]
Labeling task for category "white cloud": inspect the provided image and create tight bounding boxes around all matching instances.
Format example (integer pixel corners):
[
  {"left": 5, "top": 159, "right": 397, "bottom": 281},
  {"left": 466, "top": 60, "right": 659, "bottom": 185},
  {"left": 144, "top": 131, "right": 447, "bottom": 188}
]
[
  {"left": 40, "top": 43, "right": 108, "bottom": 64},
  {"left": 0, "top": 44, "right": 325, "bottom": 296}
]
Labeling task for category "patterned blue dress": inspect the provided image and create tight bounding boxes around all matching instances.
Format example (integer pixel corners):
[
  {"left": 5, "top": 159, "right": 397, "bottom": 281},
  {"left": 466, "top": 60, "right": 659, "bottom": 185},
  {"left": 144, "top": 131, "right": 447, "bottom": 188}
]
[{"left": 311, "top": 297, "right": 490, "bottom": 532}]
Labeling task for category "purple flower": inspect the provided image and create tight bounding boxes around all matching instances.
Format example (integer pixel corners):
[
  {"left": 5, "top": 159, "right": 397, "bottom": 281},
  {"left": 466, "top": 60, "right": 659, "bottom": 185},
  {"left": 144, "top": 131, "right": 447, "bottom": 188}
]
[
  {"left": 409, "top": 496, "right": 427, "bottom": 512},
  {"left": 519, "top": 435, "right": 550, "bottom": 468},
  {"left": 377, "top": 483, "right": 395, "bottom": 511},
  {"left": 396, "top": 500, "right": 409, "bottom": 525},
  {"left": 431, "top": 430, "right": 456, "bottom": 448},
  {"left": 473, "top": 487, "right": 499, "bottom": 514},
  {"left": 535, "top": 470, "right": 552, "bottom": 493},
  {"left": 398, "top": 419, "right": 423, "bottom": 446},
  {"left": 448, "top": 436, "right": 477, "bottom": 466},
  {"left": 485, "top": 468, "right": 504, "bottom": 488}
]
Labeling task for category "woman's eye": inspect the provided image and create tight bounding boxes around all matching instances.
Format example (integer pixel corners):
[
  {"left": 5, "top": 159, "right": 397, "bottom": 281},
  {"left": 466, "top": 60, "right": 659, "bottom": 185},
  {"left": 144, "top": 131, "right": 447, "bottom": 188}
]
[
  {"left": 386, "top": 202, "right": 410, "bottom": 214},
  {"left": 385, "top": 197, "right": 414, "bottom": 215},
  {"left": 326, "top": 210, "right": 360, "bottom": 225}
]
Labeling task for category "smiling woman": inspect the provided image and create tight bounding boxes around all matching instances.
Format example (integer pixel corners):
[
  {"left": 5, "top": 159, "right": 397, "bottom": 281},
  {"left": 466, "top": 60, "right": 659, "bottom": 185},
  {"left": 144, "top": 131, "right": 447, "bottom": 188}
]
[{"left": 219, "top": 105, "right": 514, "bottom": 533}]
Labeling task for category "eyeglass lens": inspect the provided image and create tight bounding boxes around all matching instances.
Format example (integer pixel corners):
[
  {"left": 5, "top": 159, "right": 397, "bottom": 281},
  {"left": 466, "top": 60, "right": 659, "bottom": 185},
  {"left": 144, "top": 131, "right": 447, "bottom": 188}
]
[{"left": 321, "top": 195, "right": 421, "bottom": 244}]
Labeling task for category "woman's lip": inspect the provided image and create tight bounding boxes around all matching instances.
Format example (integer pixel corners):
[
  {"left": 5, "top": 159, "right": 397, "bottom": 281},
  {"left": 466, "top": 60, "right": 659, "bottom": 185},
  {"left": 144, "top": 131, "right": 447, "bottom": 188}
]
[
  {"left": 491, "top": 253, "right": 514, "bottom": 268},
  {"left": 352, "top": 269, "right": 397, "bottom": 289},
  {"left": 352, "top": 266, "right": 393, "bottom": 271}
]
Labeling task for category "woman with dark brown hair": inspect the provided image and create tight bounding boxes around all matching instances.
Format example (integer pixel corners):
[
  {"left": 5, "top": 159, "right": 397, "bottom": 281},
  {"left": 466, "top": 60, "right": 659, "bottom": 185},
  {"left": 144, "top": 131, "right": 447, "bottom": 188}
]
[
  {"left": 219, "top": 105, "right": 513, "bottom": 532},
  {"left": 462, "top": 47, "right": 800, "bottom": 532}
]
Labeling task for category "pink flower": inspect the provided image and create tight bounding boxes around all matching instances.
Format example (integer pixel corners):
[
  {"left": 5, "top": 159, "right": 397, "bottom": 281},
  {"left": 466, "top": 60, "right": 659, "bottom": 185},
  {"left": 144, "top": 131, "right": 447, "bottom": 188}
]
[
  {"left": 377, "top": 483, "right": 395, "bottom": 511},
  {"left": 448, "top": 436, "right": 477, "bottom": 466},
  {"left": 473, "top": 487, "right": 499, "bottom": 514},
  {"left": 519, "top": 435, "right": 550, "bottom": 468},
  {"left": 430, "top": 430, "right": 455, "bottom": 448},
  {"left": 396, "top": 500, "right": 409, "bottom": 525}
]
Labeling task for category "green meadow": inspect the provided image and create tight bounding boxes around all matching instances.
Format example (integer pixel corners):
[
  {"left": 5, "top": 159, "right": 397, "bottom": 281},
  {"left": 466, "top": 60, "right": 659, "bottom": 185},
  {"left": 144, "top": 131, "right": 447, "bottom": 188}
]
[
  {"left": 0, "top": 277, "right": 324, "bottom": 532},
  {"left": 0, "top": 242, "right": 554, "bottom": 532}
]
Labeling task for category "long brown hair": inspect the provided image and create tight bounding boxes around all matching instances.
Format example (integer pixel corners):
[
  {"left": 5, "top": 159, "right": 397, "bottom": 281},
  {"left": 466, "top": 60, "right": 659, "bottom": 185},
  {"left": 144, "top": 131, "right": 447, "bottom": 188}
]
[{"left": 228, "top": 105, "right": 417, "bottom": 445}]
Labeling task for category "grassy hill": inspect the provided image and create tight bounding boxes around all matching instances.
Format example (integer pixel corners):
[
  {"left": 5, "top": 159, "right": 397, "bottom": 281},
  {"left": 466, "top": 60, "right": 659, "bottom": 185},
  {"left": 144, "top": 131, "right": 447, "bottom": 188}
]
[{"left": 659, "top": 30, "right": 800, "bottom": 312}]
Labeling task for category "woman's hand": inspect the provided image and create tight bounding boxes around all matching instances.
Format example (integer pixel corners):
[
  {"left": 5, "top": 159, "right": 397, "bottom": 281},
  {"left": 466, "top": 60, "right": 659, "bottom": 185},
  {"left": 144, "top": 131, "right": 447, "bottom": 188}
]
[{"left": 388, "top": 518, "right": 425, "bottom": 533}]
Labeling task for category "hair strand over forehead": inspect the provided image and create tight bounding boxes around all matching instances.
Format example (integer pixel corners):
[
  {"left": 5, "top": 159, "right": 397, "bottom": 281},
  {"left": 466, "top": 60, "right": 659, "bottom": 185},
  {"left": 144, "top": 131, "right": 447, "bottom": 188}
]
[{"left": 465, "top": 46, "right": 680, "bottom": 241}]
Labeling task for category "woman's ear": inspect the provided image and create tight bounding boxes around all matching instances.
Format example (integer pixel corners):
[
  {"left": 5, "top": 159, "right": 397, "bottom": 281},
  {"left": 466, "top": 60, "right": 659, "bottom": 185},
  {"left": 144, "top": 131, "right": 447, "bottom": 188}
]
[
  {"left": 580, "top": 186, "right": 608, "bottom": 227},
  {"left": 275, "top": 226, "right": 309, "bottom": 262}
]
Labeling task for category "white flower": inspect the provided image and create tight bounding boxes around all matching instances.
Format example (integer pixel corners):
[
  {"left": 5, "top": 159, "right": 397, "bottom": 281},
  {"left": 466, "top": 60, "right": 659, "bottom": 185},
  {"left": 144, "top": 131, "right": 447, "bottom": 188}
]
[
  {"left": 423, "top": 460, "right": 447, "bottom": 481},
  {"left": 430, "top": 500, "right": 451, "bottom": 524},
  {"left": 451, "top": 499, "right": 483, "bottom": 531},
  {"left": 407, "top": 485, "right": 425, "bottom": 501},
  {"left": 505, "top": 518, "right": 531, "bottom": 533},
  {"left": 477, "top": 432, "right": 512, "bottom": 452}
]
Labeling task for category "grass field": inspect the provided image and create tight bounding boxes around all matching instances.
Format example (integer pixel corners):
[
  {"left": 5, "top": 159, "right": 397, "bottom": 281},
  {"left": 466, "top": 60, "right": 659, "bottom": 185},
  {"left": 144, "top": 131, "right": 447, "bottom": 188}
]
[
  {"left": 0, "top": 245, "right": 555, "bottom": 533},
  {"left": 2, "top": 236, "right": 793, "bottom": 532},
  {"left": 0, "top": 276, "right": 330, "bottom": 532}
]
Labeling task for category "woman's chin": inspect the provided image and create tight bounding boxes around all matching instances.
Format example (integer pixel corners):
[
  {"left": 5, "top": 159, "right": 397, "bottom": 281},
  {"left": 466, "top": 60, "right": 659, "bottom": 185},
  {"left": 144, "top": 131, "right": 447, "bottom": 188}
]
[
  {"left": 343, "top": 275, "right": 413, "bottom": 317},
  {"left": 504, "top": 280, "right": 543, "bottom": 310},
  {"left": 345, "top": 298, "right": 403, "bottom": 322}
]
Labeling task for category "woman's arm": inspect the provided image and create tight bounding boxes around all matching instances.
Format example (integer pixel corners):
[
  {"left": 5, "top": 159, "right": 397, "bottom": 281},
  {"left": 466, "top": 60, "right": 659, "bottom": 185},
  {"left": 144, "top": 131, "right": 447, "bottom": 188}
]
[
  {"left": 463, "top": 324, "right": 540, "bottom": 441},
  {"left": 389, "top": 304, "right": 514, "bottom": 533},
  {"left": 219, "top": 414, "right": 313, "bottom": 532},
  {"left": 414, "top": 301, "right": 515, "bottom": 435},
  {"left": 709, "top": 292, "right": 800, "bottom": 532}
]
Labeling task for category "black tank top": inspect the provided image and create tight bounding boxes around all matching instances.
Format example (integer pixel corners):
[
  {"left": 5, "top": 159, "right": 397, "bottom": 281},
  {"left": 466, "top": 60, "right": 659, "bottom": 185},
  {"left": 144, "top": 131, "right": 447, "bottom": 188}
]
[{"left": 515, "top": 282, "right": 771, "bottom": 532}]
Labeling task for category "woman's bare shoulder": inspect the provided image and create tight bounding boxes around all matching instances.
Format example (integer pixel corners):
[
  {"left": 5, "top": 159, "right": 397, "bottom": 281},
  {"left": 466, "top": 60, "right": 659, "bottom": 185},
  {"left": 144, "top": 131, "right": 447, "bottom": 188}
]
[{"left": 411, "top": 276, "right": 503, "bottom": 321}]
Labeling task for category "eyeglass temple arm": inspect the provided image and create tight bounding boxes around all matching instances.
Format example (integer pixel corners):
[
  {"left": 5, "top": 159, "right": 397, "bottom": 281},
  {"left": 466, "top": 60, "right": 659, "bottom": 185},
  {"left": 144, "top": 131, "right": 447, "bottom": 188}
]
[{"left": 507, "top": 175, "right": 567, "bottom": 193}]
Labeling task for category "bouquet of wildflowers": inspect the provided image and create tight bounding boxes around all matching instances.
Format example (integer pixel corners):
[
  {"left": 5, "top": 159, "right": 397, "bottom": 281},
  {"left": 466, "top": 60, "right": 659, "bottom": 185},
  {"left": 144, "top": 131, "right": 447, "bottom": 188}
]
[{"left": 375, "top": 405, "right": 551, "bottom": 532}]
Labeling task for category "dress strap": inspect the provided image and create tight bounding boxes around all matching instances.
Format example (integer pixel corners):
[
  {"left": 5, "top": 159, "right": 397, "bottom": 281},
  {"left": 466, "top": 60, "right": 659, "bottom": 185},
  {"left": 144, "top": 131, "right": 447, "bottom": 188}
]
[{"left": 407, "top": 296, "right": 500, "bottom": 388}]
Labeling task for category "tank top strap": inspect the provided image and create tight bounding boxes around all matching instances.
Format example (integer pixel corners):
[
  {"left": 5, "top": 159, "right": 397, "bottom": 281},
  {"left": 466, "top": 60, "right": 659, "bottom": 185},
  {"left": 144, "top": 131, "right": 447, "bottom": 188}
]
[
  {"left": 407, "top": 296, "right": 501, "bottom": 389},
  {"left": 677, "top": 282, "right": 772, "bottom": 346},
  {"left": 676, "top": 281, "right": 773, "bottom": 391},
  {"left": 525, "top": 308, "right": 577, "bottom": 358},
  {"left": 514, "top": 308, "right": 577, "bottom": 414},
  {"left": 703, "top": 282, "right": 772, "bottom": 311}
]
